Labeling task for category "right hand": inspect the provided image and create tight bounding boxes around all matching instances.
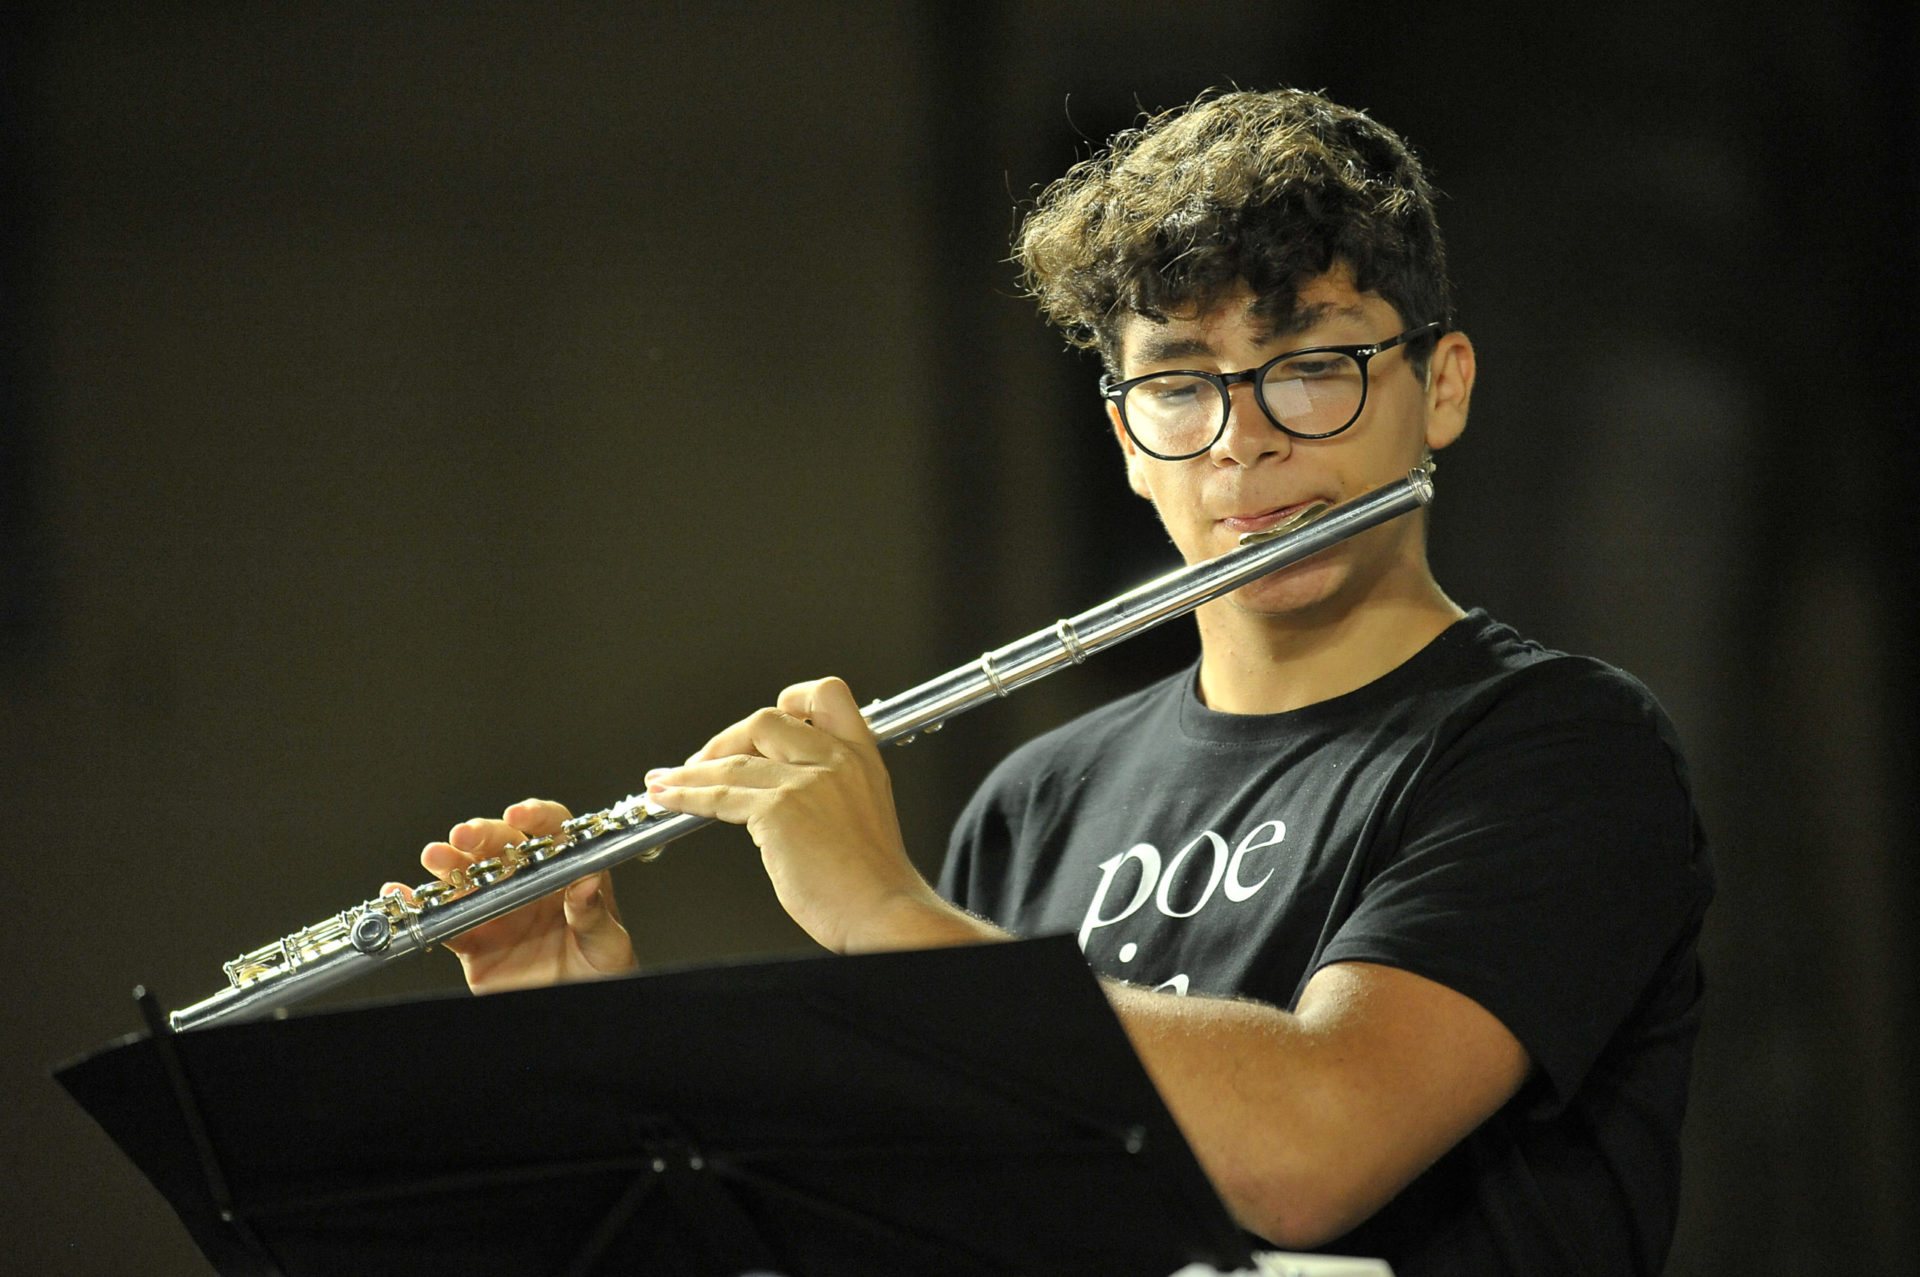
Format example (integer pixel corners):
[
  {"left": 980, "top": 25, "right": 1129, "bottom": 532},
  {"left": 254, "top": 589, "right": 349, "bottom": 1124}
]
[{"left": 386, "top": 798, "right": 637, "bottom": 994}]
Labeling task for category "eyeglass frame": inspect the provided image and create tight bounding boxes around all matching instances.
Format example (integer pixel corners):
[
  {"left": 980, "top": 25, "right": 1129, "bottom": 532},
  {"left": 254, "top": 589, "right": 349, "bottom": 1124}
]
[{"left": 1098, "top": 320, "right": 1445, "bottom": 460}]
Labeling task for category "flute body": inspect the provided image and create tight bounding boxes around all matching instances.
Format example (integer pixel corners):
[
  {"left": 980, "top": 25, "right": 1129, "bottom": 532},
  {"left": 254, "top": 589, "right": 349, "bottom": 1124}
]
[{"left": 167, "top": 468, "right": 1434, "bottom": 1032}]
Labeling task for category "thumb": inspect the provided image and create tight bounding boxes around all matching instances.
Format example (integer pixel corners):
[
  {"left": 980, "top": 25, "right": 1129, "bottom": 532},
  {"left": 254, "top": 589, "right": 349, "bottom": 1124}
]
[{"left": 561, "top": 872, "right": 634, "bottom": 972}]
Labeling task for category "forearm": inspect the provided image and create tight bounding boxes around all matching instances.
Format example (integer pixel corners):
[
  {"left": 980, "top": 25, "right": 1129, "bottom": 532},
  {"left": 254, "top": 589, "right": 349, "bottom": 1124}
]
[
  {"left": 837, "top": 886, "right": 1012, "bottom": 953},
  {"left": 844, "top": 893, "right": 1368, "bottom": 1243},
  {"left": 1103, "top": 963, "right": 1528, "bottom": 1249},
  {"left": 850, "top": 886, "right": 1489, "bottom": 1246},
  {"left": 807, "top": 875, "right": 1515, "bottom": 1249},
  {"left": 1103, "top": 982, "right": 1372, "bottom": 1247}
]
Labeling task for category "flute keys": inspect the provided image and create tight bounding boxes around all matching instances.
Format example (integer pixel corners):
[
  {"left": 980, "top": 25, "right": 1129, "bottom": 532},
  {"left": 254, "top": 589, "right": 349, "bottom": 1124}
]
[
  {"left": 348, "top": 909, "right": 394, "bottom": 954},
  {"left": 224, "top": 941, "right": 288, "bottom": 987},
  {"left": 466, "top": 857, "right": 512, "bottom": 886},
  {"left": 610, "top": 792, "right": 670, "bottom": 822},
  {"left": 414, "top": 881, "right": 456, "bottom": 908},
  {"left": 562, "top": 812, "right": 615, "bottom": 841}
]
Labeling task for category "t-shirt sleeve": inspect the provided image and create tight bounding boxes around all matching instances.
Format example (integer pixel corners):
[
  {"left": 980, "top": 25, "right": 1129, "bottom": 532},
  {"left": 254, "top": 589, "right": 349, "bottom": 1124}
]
[
  {"left": 1316, "top": 666, "right": 1712, "bottom": 1108},
  {"left": 938, "top": 752, "right": 1026, "bottom": 922},
  {"left": 938, "top": 731, "right": 1071, "bottom": 931},
  {"left": 938, "top": 797, "right": 982, "bottom": 913}
]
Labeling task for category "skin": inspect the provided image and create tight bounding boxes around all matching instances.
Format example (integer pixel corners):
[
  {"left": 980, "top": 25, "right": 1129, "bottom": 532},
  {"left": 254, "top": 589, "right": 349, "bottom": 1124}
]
[{"left": 423, "top": 266, "right": 1529, "bottom": 1247}]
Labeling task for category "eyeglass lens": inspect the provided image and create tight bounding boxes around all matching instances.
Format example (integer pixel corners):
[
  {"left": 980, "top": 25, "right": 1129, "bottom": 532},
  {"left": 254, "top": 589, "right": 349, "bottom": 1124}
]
[{"left": 1124, "top": 351, "right": 1366, "bottom": 455}]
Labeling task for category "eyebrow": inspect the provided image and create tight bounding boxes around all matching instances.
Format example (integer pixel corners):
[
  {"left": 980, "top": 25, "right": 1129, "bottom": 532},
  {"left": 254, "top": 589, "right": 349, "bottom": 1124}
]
[
  {"left": 1274, "top": 300, "right": 1371, "bottom": 337},
  {"left": 1129, "top": 333, "right": 1217, "bottom": 365},
  {"left": 1126, "top": 300, "right": 1374, "bottom": 368}
]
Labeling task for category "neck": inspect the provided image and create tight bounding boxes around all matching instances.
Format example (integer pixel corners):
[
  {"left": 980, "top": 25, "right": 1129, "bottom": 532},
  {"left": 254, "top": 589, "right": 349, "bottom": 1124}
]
[{"left": 1194, "top": 569, "right": 1464, "bottom": 715}]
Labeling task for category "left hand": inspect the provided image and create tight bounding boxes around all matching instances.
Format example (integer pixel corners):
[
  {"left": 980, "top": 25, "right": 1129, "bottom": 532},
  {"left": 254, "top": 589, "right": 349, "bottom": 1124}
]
[
  {"left": 391, "top": 798, "right": 636, "bottom": 994},
  {"left": 644, "top": 676, "right": 972, "bottom": 953}
]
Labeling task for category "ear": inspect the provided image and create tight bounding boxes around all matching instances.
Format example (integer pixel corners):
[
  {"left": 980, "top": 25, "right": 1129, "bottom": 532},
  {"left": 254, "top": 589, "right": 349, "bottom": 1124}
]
[
  {"left": 1423, "top": 330, "right": 1475, "bottom": 453},
  {"left": 1108, "top": 401, "right": 1154, "bottom": 500}
]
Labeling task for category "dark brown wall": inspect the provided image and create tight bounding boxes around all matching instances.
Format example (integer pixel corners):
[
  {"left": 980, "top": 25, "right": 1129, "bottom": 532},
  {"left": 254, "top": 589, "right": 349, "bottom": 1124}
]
[{"left": 4, "top": 4, "right": 1913, "bottom": 1273}]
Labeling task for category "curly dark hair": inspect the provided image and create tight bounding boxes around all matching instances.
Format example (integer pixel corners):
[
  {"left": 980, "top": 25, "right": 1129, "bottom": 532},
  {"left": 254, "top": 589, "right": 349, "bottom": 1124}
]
[{"left": 1017, "top": 87, "right": 1453, "bottom": 375}]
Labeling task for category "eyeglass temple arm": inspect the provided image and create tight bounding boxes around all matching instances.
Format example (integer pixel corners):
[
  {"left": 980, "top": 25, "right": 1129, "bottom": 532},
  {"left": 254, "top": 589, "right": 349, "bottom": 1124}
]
[{"left": 1371, "top": 320, "right": 1445, "bottom": 355}]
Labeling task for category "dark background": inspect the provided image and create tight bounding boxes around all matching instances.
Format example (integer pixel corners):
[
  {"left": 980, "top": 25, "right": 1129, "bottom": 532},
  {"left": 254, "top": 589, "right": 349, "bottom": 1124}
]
[{"left": 4, "top": 3, "right": 1914, "bottom": 1273}]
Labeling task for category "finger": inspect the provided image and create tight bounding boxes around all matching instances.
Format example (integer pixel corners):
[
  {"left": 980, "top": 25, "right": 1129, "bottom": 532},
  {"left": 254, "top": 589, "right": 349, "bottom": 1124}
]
[
  {"left": 423, "top": 814, "right": 535, "bottom": 884},
  {"left": 421, "top": 840, "right": 469, "bottom": 880},
  {"left": 685, "top": 707, "right": 827, "bottom": 771},
  {"left": 448, "top": 818, "right": 507, "bottom": 855},
  {"left": 778, "top": 677, "right": 876, "bottom": 751},
  {"left": 775, "top": 681, "right": 819, "bottom": 722},
  {"left": 645, "top": 781, "right": 742, "bottom": 824},
  {"left": 646, "top": 764, "right": 783, "bottom": 826},
  {"left": 654, "top": 752, "right": 789, "bottom": 794},
  {"left": 503, "top": 798, "right": 573, "bottom": 837},
  {"left": 561, "top": 872, "right": 633, "bottom": 971},
  {"left": 685, "top": 703, "right": 791, "bottom": 765},
  {"left": 647, "top": 755, "right": 786, "bottom": 824},
  {"left": 776, "top": 679, "right": 826, "bottom": 721}
]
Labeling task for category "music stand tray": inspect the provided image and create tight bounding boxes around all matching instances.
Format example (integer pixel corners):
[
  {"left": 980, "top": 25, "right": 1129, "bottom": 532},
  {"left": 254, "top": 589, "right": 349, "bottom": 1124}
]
[{"left": 56, "top": 934, "right": 1255, "bottom": 1276}]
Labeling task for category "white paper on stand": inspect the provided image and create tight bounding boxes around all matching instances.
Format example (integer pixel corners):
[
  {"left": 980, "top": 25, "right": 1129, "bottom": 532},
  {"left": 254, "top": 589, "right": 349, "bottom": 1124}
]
[{"left": 1169, "top": 1251, "right": 1394, "bottom": 1277}]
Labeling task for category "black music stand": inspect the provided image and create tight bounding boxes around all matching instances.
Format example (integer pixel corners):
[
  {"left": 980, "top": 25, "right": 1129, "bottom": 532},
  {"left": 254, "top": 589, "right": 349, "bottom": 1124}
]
[{"left": 56, "top": 935, "right": 1254, "bottom": 1276}]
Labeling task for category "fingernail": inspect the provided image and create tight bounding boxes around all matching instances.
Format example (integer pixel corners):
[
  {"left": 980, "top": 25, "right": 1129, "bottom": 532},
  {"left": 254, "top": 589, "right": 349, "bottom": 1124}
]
[{"left": 450, "top": 823, "right": 480, "bottom": 850}]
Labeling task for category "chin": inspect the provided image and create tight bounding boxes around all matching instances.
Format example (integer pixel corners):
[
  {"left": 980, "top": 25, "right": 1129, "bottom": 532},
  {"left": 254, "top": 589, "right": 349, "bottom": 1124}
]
[{"left": 1225, "top": 557, "right": 1351, "bottom": 618}]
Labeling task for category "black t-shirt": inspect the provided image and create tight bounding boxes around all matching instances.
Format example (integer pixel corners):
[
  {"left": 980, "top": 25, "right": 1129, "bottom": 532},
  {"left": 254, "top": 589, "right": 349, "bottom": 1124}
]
[{"left": 939, "top": 611, "right": 1714, "bottom": 1276}]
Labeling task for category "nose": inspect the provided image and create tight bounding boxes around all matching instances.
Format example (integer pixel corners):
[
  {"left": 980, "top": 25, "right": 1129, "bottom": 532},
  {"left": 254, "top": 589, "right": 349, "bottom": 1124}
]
[{"left": 1209, "top": 380, "right": 1291, "bottom": 467}]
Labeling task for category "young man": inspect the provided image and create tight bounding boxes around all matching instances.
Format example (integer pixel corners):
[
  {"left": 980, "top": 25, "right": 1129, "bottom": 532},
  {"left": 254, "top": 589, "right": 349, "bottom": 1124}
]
[{"left": 423, "top": 89, "right": 1713, "bottom": 1274}]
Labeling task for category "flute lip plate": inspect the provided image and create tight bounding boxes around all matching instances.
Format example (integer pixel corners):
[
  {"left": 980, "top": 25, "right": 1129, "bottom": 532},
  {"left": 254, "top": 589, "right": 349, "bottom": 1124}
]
[{"left": 1235, "top": 500, "right": 1332, "bottom": 547}]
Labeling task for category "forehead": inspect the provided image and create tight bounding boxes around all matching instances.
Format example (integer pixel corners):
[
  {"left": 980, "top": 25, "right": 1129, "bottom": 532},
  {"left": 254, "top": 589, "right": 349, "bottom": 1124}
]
[{"left": 1113, "top": 274, "right": 1397, "bottom": 371}]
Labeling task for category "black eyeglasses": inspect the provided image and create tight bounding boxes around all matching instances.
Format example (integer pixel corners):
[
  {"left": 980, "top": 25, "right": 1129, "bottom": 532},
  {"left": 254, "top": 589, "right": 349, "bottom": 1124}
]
[{"left": 1099, "top": 322, "right": 1443, "bottom": 460}]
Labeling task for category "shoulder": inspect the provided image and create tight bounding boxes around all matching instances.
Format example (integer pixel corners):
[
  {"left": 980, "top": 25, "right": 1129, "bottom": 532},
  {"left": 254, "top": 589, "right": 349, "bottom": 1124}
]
[
  {"left": 1394, "top": 615, "right": 1707, "bottom": 892},
  {"left": 1382, "top": 612, "right": 1704, "bottom": 859},
  {"left": 1433, "top": 612, "right": 1684, "bottom": 752}
]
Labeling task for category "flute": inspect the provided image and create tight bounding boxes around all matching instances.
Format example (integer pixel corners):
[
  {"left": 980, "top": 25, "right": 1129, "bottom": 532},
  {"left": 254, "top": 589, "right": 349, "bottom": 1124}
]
[{"left": 167, "top": 467, "right": 1434, "bottom": 1032}]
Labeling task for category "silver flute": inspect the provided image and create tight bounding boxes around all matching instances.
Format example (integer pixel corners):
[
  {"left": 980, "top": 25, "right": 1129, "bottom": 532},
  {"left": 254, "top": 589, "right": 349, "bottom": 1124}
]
[{"left": 168, "top": 467, "right": 1434, "bottom": 1032}]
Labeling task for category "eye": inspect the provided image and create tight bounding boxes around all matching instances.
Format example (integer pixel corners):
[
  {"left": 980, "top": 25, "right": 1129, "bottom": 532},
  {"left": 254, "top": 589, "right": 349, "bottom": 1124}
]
[
  {"left": 1137, "top": 375, "right": 1207, "bottom": 407},
  {"left": 1278, "top": 355, "right": 1350, "bottom": 378}
]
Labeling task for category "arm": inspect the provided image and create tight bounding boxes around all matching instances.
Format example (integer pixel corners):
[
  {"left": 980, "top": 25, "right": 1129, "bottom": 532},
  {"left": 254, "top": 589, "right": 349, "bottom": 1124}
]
[
  {"left": 648, "top": 676, "right": 1530, "bottom": 1246},
  {"left": 1107, "top": 962, "right": 1528, "bottom": 1247}
]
